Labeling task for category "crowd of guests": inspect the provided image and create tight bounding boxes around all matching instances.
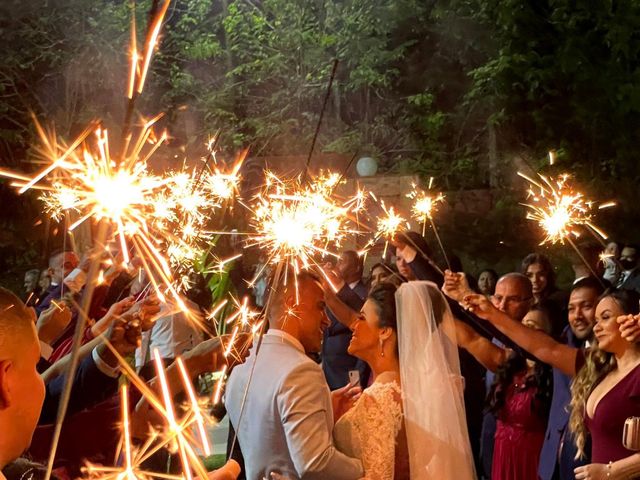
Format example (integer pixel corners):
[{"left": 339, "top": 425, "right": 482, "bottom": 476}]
[{"left": 1, "top": 237, "right": 640, "bottom": 480}]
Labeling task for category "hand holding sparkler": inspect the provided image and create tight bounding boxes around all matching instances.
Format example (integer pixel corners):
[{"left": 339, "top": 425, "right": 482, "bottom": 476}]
[
  {"left": 208, "top": 460, "right": 241, "bottom": 480},
  {"left": 36, "top": 302, "right": 73, "bottom": 345},
  {"left": 89, "top": 296, "right": 136, "bottom": 337},
  {"left": 462, "top": 294, "right": 501, "bottom": 321},
  {"left": 183, "top": 334, "right": 253, "bottom": 375},
  {"left": 442, "top": 270, "right": 474, "bottom": 303},
  {"left": 128, "top": 294, "right": 162, "bottom": 327},
  {"left": 94, "top": 314, "right": 143, "bottom": 368}
]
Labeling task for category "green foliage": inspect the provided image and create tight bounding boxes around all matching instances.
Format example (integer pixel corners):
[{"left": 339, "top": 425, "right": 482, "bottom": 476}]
[
  {"left": 3, "top": 0, "right": 640, "bottom": 278},
  {"left": 459, "top": 0, "right": 640, "bottom": 183}
]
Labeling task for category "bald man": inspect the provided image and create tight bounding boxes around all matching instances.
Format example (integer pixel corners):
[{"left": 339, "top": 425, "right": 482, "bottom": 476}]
[
  {"left": 0, "top": 289, "right": 46, "bottom": 475},
  {"left": 0, "top": 286, "right": 143, "bottom": 475}
]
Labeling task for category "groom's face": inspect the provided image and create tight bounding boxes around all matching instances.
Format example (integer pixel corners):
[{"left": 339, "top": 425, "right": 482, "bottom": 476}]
[{"left": 294, "top": 278, "right": 330, "bottom": 353}]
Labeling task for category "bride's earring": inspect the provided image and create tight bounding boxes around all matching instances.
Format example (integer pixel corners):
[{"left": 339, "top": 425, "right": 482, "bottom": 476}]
[{"left": 379, "top": 339, "right": 385, "bottom": 357}]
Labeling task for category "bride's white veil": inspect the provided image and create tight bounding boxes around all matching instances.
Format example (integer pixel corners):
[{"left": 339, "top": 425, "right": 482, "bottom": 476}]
[{"left": 396, "top": 281, "right": 476, "bottom": 479}]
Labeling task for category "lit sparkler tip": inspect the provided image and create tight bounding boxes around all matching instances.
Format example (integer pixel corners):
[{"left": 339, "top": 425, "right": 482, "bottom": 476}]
[
  {"left": 247, "top": 171, "right": 356, "bottom": 283},
  {"left": 520, "top": 172, "right": 612, "bottom": 245},
  {"left": 406, "top": 180, "right": 445, "bottom": 223},
  {"left": 375, "top": 202, "right": 406, "bottom": 240}
]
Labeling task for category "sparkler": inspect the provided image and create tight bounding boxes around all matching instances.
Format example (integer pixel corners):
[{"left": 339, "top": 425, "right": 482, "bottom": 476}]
[
  {"left": 84, "top": 331, "right": 254, "bottom": 480},
  {"left": 518, "top": 171, "right": 615, "bottom": 282},
  {"left": 406, "top": 179, "right": 451, "bottom": 269},
  {"left": 518, "top": 171, "right": 613, "bottom": 245},
  {"left": 246, "top": 171, "right": 359, "bottom": 294},
  {"left": 370, "top": 193, "right": 409, "bottom": 258},
  {"left": 407, "top": 179, "right": 445, "bottom": 235}
]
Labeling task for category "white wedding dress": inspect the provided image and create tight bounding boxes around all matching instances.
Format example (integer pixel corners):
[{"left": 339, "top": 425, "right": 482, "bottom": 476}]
[
  {"left": 333, "top": 282, "right": 476, "bottom": 480},
  {"left": 333, "top": 379, "right": 406, "bottom": 480}
]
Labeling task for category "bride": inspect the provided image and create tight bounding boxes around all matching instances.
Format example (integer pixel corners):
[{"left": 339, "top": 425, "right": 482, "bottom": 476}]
[{"left": 327, "top": 281, "right": 476, "bottom": 479}]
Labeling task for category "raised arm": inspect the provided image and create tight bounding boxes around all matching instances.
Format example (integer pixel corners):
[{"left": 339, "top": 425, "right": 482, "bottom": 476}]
[
  {"left": 321, "top": 266, "right": 360, "bottom": 330},
  {"left": 464, "top": 294, "right": 579, "bottom": 377},
  {"left": 454, "top": 319, "right": 507, "bottom": 372},
  {"left": 443, "top": 270, "right": 538, "bottom": 362}
]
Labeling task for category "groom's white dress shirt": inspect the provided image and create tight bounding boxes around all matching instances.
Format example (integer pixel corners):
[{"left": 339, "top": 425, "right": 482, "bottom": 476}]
[{"left": 225, "top": 329, "right": 363, "bottom": 480}]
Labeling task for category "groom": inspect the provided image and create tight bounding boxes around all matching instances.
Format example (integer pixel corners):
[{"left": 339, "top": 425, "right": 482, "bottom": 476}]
[{"left": 225, "top": 270, "right": 363, "bottom": 480}]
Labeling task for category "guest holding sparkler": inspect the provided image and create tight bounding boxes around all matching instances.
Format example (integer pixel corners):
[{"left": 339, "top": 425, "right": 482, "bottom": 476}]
[
  {"left": 460, "top": 283, "right": 640, "bottom": 478},
  {"left": 0, "top": 287, "right": 139, "bottom": 470},
  {"left": 455, "top": 304, "right": 553, "bottom": 480},
  {"left": 569, "top": 289, "right": 640, "bottom": 479},
  {"left": 322, "top": 250, "right": 370, "bottom": 390},
  {"left": 392, "top": 231, "right": 443, "bottom": 284},
  {"left": 446, "top": 273, "right": 598, "bottom": 480},
  {"left": 444, "top": 272, "right": 536, "bottom": 478}
]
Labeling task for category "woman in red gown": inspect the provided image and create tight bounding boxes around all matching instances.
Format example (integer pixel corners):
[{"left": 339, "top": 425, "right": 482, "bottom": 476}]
[
  {"left": 488, "top": 354, "right": 552, "bottom": 480},
  {"left": 455, "top": 304, "right": 553, "bottom": 480}
]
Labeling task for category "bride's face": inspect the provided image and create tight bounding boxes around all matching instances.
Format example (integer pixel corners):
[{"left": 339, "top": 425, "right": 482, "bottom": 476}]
[{"left": 348, "top": 299, "right": 383, "bottom": 357}]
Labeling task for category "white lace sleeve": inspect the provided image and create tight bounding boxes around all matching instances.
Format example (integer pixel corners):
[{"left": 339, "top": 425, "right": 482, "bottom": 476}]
[{"left": 353, "top": 383, "right": 403, "bottom": 480}]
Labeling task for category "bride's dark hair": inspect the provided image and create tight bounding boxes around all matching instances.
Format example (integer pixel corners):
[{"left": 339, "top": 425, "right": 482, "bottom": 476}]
[
  {"left": 369, "top": 281, "right": 447, "bottom": 333},
  {"left": 368, "top": 282, "right": 398, "bottom": 331}
]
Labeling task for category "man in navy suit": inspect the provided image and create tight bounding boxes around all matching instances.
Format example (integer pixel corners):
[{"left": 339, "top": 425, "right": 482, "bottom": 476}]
[
  {"left": 322, "top": 250, "right": 370, "bottom": 390},
  {"left": 538, "top": 277, "right": 603, "bottom": 480}
]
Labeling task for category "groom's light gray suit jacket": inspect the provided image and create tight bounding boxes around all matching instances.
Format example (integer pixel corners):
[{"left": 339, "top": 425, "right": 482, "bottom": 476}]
[{"left": 225, "top": 330, "right": 363, "bottom": 480}]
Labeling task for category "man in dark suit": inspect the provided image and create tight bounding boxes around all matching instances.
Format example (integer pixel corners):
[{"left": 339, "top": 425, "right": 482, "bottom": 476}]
[
  {"left": 322, "top": 250, "right": 370, "bottom": 389},
  {"left": 538, "top": 277, "right": 602, "bottom": 480},
  {"left": 618, "top": 244, "right": 640, "bottom": 293}
]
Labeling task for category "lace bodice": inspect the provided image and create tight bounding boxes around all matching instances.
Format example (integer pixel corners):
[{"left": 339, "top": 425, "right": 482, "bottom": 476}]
[{"left": 333, "top": 380, "right": 404, "bottom": 480}]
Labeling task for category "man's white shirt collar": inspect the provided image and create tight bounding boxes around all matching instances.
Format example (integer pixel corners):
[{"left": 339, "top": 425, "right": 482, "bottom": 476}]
[
  {"left": 348, "top": 280, "right": 360, "bottom": 290},
  {"left": 266, "top": 329, "right": 305, "bottom": 353}
]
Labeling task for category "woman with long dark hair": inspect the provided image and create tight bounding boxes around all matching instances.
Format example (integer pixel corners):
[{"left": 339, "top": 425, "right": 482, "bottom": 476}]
[
  {"left": 455, "top": 305, "right": 554, "bottom": 480},
  {"left": 521, "top": 253, "right": 568, "bottom": 336}
]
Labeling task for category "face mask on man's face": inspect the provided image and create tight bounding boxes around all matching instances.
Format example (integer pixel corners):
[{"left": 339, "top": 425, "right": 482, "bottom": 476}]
[{"left": 620, "top": 259, "right": 637, "bottom": 271}]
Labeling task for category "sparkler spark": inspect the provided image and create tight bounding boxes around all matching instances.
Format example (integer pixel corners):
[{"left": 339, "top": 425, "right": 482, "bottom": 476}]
[
  {"left": 518, "top": 171, "right": 613, "bottom": 245},
  {"left": 246, "top": 171, "right": 359, "bottom": 287},
  {"left": 406, "top": 179, "right": 445, "bottom": 236}
]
